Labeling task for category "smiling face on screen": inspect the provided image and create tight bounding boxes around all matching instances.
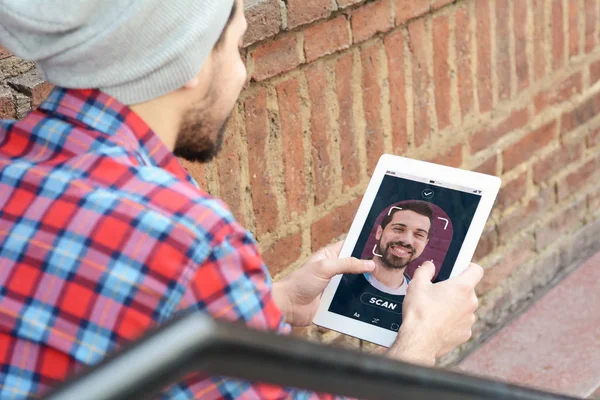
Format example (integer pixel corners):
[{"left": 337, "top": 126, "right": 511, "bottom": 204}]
[{"left": 375, "top": 208, "right": 431, "bottom": 269}]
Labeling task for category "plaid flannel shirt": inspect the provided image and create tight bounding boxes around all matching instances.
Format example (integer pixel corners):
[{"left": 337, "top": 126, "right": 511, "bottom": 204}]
[{"left": 0, "top": 88, "right": 333, "bottom": 400}]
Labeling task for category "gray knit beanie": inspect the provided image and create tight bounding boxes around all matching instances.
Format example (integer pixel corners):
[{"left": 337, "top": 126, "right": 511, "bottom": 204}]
[{"left": 0, "top": 0, "right": 235, "bottom": 105}]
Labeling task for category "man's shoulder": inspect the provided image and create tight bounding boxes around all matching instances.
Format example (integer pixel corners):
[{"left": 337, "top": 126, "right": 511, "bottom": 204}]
[
  {"left": 3, "top": 147, "right": 248, "bottom": 263},
  {"left": 73, "top": 158, "right": 247, "bottom": 253}
]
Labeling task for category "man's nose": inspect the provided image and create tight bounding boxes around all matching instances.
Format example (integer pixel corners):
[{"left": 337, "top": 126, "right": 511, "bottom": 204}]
[{"left": 397, "top": 231, "right": 414, "bottom": 246}]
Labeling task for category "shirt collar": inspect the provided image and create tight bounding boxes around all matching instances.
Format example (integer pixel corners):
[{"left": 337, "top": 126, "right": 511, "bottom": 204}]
[
  {"left": 363, "top": 272, "right": 411, "bottom": 295},
  {"left": 38, "top": 87, "right": 193, "bottom": 183}
]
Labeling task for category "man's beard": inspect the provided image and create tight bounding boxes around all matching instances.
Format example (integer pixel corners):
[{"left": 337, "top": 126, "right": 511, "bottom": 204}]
[
  {"left": 377, "top": 240, "right": 416, "bottom": 269},
  {"left": 174, "top": 101, "right": 229, "bottom": 163}
]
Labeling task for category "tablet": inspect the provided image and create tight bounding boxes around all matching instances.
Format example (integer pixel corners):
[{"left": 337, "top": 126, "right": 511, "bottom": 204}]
[{"left": 313, "top": 154, "right": 501, "bottom": 347}]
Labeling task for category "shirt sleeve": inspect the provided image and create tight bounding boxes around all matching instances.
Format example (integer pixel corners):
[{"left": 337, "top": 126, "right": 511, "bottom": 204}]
[{"left": 159, "top": 225, "right": 345, "bottom": 400}]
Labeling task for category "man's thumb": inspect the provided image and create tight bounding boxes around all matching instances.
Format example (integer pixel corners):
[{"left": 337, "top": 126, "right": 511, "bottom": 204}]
[
  {"left": 411, "top": 261, "right": 435, "bottom": 285},
  {"left": 319, "top": 257, "right": 375, "bottom": 278}
]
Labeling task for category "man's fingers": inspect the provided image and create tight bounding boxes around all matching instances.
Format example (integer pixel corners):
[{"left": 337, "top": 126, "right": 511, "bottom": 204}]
[
  {"left": 411, "top": 261, "right": 435, "bottom": 285},
  {"left": 457, "top": 263, "right": 484, "bottom": 286},
  {"left": 316, "top": 241, "right": 345, "bottom": 260},
  {"left": 326, "top": 241, "right": 344, "bottom": 254},
  {"left": 317, "top": 257, "right": 375, "bottom": 279}
]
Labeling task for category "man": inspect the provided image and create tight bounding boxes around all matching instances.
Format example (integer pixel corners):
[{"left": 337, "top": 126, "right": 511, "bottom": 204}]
[
  {"left": 369, "top": 201, "right": 434, "bottom": 295},
  {"left": 0, "top": 1, "right": 482, "bottom": 399},
  {"left": 328, "top": 202, "right": 436, "bottom": 330}
]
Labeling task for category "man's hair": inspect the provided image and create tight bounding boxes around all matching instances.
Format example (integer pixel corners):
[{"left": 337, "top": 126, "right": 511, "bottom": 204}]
[
  {"left": 216, "top": 2, "right": 238, "bottom": 48},
  {"left": 380, "top": 201, "right": 434, "bottom": 233}
]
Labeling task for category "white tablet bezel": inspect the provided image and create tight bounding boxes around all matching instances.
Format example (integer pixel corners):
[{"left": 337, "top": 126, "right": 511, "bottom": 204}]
[{"left": 312, "top": 154, "right": 501, "bottom": 347}]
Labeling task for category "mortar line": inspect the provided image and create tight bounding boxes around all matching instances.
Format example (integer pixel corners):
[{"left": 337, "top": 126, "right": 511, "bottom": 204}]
[
  {"left": 447, "top": 4, "right": 462, "bottom": 132},
  {"left": 490, "top": 0, "right": 499, "bottom": 108},
  {"left": 378, "top": 37, "right": 395, "bottom": 155},
  {"left": 508, "top": 0, "right": 517, "bottom": 99}
]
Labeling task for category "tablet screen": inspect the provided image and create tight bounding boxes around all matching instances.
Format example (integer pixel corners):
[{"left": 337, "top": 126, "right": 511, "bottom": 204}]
[{"left": 328, "top": 171, "right": 482, "bottom": 332}]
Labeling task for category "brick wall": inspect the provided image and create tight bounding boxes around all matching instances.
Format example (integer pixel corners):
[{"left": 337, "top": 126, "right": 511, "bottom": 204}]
[{"left": 2, "top": 0, "right": 600, "bottom": 362}]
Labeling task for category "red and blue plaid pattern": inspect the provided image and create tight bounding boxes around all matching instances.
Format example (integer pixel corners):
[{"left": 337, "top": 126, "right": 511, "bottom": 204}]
[{"left": 0, "top": 88, "right": 329, "bottom": 399}]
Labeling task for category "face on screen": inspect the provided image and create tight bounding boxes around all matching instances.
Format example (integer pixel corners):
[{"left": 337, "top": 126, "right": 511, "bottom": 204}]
[
  {"left": 327, "top": 174, "right": 481, "bottom": 333},
  {"left": 375, "top": 209, "right": 431, "bottom": 269}
]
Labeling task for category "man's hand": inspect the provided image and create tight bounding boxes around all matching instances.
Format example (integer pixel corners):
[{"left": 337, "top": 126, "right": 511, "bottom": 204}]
[
  {"left": 272, "top": 241, "right": 375, "bottom": 327},
  {"left": 386, "top": 261, "right": 483, "bottom": 366}
]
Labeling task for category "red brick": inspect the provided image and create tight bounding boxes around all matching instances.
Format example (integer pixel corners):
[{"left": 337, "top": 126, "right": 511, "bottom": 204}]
[
  {"left": 533, "top": 141, "right": 584, "bottom": 185},
  {"left": 396, "top": 0, "right": 430, "bottom": 25},
  {"left": 496, "top": 170, "right": 528, "bottom": 210},
  {"left": 263, "top": 233, "right": 303, "bottom": 275},
  {"left": 180, "top": 159, "right": 207, "bottom": 190},
  {"left": 497, "top": 187, "right": 554, "bottom": 245},
  {"left": 251, "top": 34, "right": 301, "bottom": 81},
  {"left": 532, "top": 0, "right": 547, "bottom": 81},
  {"left": 0, "top": 46, "right": 10, "bottom": 60},
  {"left": 585, "top": 0, "right": 597, "bottom": 53},
  {"left": 338, "top": 0, "right": 362, "bottom": 8},
  {"left": 496, "top": 0, "right": 512, "bottom": 101},
  {"left": 476, "top": 244, "right": 534, "bottom": 296},
  {"left": 552, "top": 0, "right": 564, "bottom": 70},
  {"left": 455, "top": 7, "right": 474, "bottom": 120},
  {"left": 469, "top": 108, "right": 529, "bottom": 153},
  {"left": 428, "top": 143, "right": 463, "bottom": 168},
  {"left": 408, "top": 18, "right": 432, "bottom": 147},
  {"left": 561, "top": 91, "right": 600, "bottom": 135},
  {"left": 590, "top": 60, "right": 600, "bottom": 85},
  {"left": 474, "top": 155, "right": 498, "bottom": 176},
  {"left": 568, "top": 1, "right": 580, "bottom": 58},
  {"left": 304, "top": 16, "right": 350, "bottom": 63},
  {"left": 514, "top": 1, "right": 529, "bottom": 92},
  {"left": 361, "top": 43, "right": 385, "bottom": 175},
  {"left": 286, "top": 0, "right": 332, "bottom": 29},
  {"left": 433, "top": 15, "right": 452, "bottom": 131},
  {"left": 243, "top": 0, "right": 282, "bottom": 46},
  {"left": 217, "top": 111, "right": 246, "bottom": 225},
  {"left": 336, "top": 53, "right": 361, "bottom": 189},
  {"left": 384, "top": 30, "right": 408, "bottom": 153},
  {"left": 476, "top": 0, "right": 493, "bottom": 113},
  {"left": 557, "top": 157, "right": 600, "bottom": 201},
  {"left": 245, "top": 88, "right": 279, "bottom": 236},
  {"left": 0, "top": 87, "right": 15, "bottom": 119},
  {"left": 276, "top": 78, "right": 308, "bottom": 217},
  {"left": 535, "top": 197, "right": 587, "bottom": 251},
  {"left": 306, "top": 62, "right": 335, "bottom": 206},
  {"left": 432, "top": 0, "right": 454, "bottom": 11},
  {"left": 589, "top": 126, "right": 600, "bottom": 148},
  {"left": 7, "top": 69, "right": 53, "bottom": 108},
  {"left": 311, "top": 197, "right": 361, "bottom": 251},
  {"left": 351, "top": 0, "right": 393, "bottom": 44},
  {"left": 503, "top": 120, "right": 557, "bottom": 173},
  {"left": 534, "top": 72, "right": 583, "bottom": 113},
  {"left": 474, "top": 223, "right": 498, "bottom": 261}
]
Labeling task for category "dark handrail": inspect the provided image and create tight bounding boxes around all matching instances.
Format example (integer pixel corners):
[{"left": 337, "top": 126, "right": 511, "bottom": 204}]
[{"left": 43, "top": 311, "right": 577, "bottom": 400}]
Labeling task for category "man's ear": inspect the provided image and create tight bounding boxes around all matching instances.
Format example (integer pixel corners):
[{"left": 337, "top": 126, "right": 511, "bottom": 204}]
[{"left": 376, "top": 225, "right": 383, "bottom": 240}]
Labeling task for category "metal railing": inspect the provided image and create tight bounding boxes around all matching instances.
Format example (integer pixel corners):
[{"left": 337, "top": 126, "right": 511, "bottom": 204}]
[{"left": 43, "top": 311, "right": 577, "bottom": 400}]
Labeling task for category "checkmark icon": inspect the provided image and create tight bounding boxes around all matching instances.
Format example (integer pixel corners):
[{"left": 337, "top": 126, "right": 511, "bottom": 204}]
[{"left": 422, "top": 189, "right": 434, "bottom": 199}]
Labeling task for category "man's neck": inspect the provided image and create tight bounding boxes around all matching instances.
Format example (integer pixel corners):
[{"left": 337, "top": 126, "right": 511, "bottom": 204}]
[
  {"left": 130, "top": 96, "right": 182, "bottom": 152},
  {"left": 371, "top": 257, "right": 407, "bottom": 289}
]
